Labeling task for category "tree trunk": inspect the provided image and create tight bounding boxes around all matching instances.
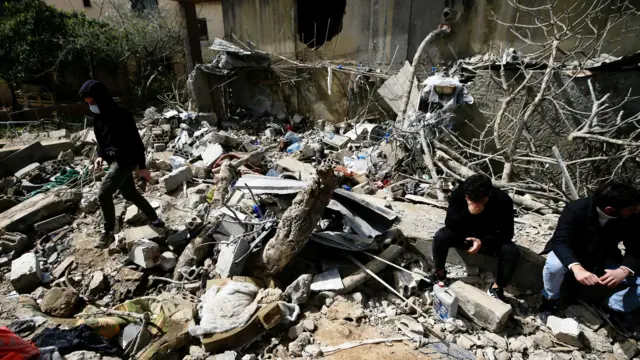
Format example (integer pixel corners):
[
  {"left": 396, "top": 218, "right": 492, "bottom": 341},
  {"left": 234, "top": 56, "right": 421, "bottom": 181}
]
[{"left": 396, "top": 25, "right": 451, "bottom": 129}]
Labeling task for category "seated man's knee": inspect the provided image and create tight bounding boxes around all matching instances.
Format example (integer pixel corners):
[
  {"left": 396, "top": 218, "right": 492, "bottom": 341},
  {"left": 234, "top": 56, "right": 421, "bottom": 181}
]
[
  {"left": 502, "top": 242, "right": 521, "bottom": 259},
  {"left": 434, "top": 227, "right": 454, "bottom": 244},
  {"left": 544, "top": 252, "right": 566, "bottom": 274}
]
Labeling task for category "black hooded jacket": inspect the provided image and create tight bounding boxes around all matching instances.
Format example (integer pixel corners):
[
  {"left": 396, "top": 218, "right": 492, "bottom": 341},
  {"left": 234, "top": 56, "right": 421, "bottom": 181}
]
[{"left": 79, "top": 80, "right": 146, "bottom": 169}]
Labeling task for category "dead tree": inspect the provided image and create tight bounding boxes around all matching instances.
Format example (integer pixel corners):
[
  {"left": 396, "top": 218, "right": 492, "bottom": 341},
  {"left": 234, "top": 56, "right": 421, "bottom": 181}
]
[{"left": 431, "top": 0, "right": 640, "bottom": 209}]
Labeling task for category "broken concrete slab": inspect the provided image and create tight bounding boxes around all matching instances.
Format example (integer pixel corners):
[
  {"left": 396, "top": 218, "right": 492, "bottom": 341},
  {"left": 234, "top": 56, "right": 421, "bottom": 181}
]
[
  {"left": 124, "top": 205, "right": 144, "bottom": 224},
  {"left": 201, "top": 143, "right": 224, "bottom": 167},
  {"left": 275, "top": 157, "right": 317, "bottom": 183},
  {"left": 0, "top": 141, "right": 44, "bottom": 178},
  {"left": 34, "top": 214, "right": 72, "bottom": 233},
  {"left": 129, "top": 240, "right": 161, "bottom": 268},
  {"left": 613, "top": 339, "right": 637, "bottom": 360},
  {"left": 450, "top": 281, "right": 513, "bottom": 332},
  {"left": 377, "top": 60, "right": 421, "bottom": 114},
  {"left": 284, "top": 274, "right": 313, "bottom": 305},
  {"left": 10, "top": 252, "right": 42, "bottom": 294},
  {"left": 547, "top": 316, "right": 583, "bottom": 348},
  {"left": 14, "top": 163, "right": 41, "bottom": 178},
  {"left": 40, "top": 287, "right": 79, "bottom": 317},
  {"left": 565, "top": 305, "right": 603, "bottom": 331},
  {"left": 0, "top": 191, "right": 79, "bottom": 232},
  {"left": 160, "top": 166, "right": 193, "bottom": 193},
  {"left": 310, "top": 268, "right": 344, "bottom": 291},
  {"left": 235, "top": 174, "right": 308, "bottom": 195},
  {"left": 52, "top": 256, "right": 75, "bottom": 278},
  {"left": 124, "top": 226, "right": 164, "bottom": 249}
]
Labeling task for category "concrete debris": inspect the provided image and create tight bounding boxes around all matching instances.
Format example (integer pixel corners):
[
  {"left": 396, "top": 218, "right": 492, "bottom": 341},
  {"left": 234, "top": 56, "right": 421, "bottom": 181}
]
[
  {"left": 0, "top": 232, "right": 30, "bottom": 257},
  {"left": 118, "top": 323, "right": 152, "bottom": 356},
  {"left": 129, "top": 239, "right": 161, "bottom": 268},
  {"left": 33, "top": 213, "right": 72, "bottom": 232},
  {"left": 124, "top": 225, "right": 164, "bottom": 248},
  {"left": 284, "top": 274, "right": 313, "bottom": 304},
  {"left": 159, "top": 251, "right": 178, "bottom": 271},
  {"left": 88, "top": 271, "right": 108, "bottom": 297},
  {"left": 546, "top": 316, "right": 583, "bottom": 348},
  {"left": 40, "top": 287, "right": 79, "bottom": 317},
  {"left": 310, "top": 268, "right": 344, "bottom": 291},
  {"left": 124, "top": 205, "right": 145, "bottom": 224},
  {"left": 10, "top": 252, "right": 42, "bottom": 293},
  {"left": 613, "top": 339, "right": 637, "bottom": 360},
  {"left": 450, "top": 281, "right": 513, "bottom": 332},
  {"left": 160, "top": 166, "right": 193, "bottom": 193},
  {"left": 564, "top": 304, "right": 603, "bottom": 330},
  {"left": 51, "top": 256, "right": 75, "bottom": 278}
]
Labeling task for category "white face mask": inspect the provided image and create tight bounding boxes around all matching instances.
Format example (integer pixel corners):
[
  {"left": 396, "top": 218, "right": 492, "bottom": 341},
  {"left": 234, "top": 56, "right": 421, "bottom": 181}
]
[{"left": 89, "top": 104, "right": 100, "bottom": 114}]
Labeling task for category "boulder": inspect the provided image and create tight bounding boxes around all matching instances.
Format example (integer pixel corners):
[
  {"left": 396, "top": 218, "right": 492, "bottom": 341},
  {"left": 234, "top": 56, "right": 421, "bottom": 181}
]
[
  {"left": 10, "top": 252, "right": 42, "bottom": 293},
  {"left": 40, "top": 287, "right": 79, "bottom": 317}
]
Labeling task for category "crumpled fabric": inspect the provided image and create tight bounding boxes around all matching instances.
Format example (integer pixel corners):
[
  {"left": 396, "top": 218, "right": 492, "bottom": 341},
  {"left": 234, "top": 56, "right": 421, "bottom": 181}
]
[
  {"left": 0, "top": 326, "right": 41, "bottom": 360},
  {"left": 189, "top": 281, "right": 259, "bottom": 337},
  {"left": 31, "top": 325, "right": 123, "bottom": 357}
]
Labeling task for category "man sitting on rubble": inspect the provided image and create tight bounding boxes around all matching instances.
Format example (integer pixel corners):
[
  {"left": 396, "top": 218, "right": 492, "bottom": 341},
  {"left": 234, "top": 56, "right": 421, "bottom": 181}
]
[
  {"left": 79, "top": 80, "right": 164, "bottom": 247},
  {"left": 539, "top": 182, "right": 640, "bottom": 328},
  {"left": 431, "top": 174, "right": 519, "bottom": 302}
]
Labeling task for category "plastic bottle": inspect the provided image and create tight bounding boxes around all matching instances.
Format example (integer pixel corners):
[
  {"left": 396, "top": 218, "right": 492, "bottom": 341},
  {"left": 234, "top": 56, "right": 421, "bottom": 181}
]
[{"left": 432, "top": 282, "right": 459, "bottom": 321}]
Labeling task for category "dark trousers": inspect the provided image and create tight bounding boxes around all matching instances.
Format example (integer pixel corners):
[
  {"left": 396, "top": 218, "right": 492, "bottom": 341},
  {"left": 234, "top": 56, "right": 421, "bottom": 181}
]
[
  {"left": 98, "top": 162, "right": 158, "bottom": 232},
  {"left": 432, "top": 227, "right": 521, "bottom": 288}
]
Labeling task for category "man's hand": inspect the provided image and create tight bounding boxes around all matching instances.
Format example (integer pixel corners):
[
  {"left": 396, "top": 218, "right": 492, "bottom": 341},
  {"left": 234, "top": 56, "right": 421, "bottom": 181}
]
[
  {"left": 599, "top": 268, "right": 628, "bottom": 288},
  {"left": 138, "top": 168, "right": 151, "bottom": 182},
  {"left": 466, "top": 237, "right": 482, "bottom": 254},
  {"left": 94, "top": 157, "right": 104, "bottom": 170},
  {"left": 571, "top": 265, "right": 602, "bottom": 286}
]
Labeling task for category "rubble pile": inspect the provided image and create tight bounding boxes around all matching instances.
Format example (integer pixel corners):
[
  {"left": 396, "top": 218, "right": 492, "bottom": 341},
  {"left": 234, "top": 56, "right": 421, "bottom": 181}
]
[{"left": 0, "top": 93, "right": 637, "bottom": 360}]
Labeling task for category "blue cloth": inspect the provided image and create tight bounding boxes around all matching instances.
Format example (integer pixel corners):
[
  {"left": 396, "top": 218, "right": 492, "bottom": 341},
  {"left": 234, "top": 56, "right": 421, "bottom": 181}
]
[{"left": 542, "top": 251, "right": 640, "bottom": 312}]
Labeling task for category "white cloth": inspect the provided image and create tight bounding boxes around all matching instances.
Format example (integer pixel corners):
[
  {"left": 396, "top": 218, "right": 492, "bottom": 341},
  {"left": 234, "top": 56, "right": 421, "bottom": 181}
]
[{"left": 189, "top": 281, "right": 259, "bottom": 336}]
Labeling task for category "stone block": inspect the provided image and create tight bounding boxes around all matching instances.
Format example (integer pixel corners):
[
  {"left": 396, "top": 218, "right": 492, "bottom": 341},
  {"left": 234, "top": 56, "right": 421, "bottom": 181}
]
[
  {"left": 215, "top": 237, "right": 250, "bottom": 278},
  {"left": 40, "top": 287, "right": 78, "bottom": 317},
  {"left": 450, "top": 281, "right": 513, "bottom": 332},
  {"left": 160, "top": 166, "right": 193, "bottom": 193},
  {"left": 10, "top": 253, "right": 42, "bottom": 293},
  {"left": 0, "top": 142, "right": 44, "bottom": 178},
  {"left": 613, "top": 339, "right": 637, "bottom": 360},
  {"left": 124, "top": 226, "right": 164, "bottom": 249},
  {"left": 34, "top": 214, "right": 73, "bottom": 233},
  {"left": 547, "top": 316, "right": 582, "bottom": 348},
  {"left": 159, "top": 251, "right": 178, "bottom": 271},
  {"left": 88, "top": 271, "right": 108, "bottom": 297},
  {"left": 14, "top": 163, "right": 41, "bottom": 179},
  {"left": 129, "top": 240, "right": 160, "bottom": 268}
]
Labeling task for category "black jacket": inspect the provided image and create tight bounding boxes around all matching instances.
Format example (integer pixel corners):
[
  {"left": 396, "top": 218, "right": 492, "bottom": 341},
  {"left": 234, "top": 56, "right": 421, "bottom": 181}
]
[
  {"left": 445, "top": 185, "right": 515, "bottom": 248},
  {"left": 78, "top": 80, "right": 146, "bottom": 169},
  {"left": 542, "top": 197, "right": 640, "bottom": 273}
]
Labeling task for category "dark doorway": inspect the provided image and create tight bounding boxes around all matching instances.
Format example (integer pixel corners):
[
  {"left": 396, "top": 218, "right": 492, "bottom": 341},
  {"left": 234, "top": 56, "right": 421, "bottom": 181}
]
[{"left": 296, "top": 0, "right": 346, "bottom": 48}]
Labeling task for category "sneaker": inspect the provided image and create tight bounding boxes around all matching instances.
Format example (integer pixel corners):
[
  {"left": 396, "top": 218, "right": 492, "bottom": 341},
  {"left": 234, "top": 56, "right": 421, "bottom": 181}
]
[
  {"left": 151, "top": 218, "right": 165, "bottom": 228},
  {"left": 428, "top": 269, "right": 448, "bottom": 285},
  {"left": 538, "top": 297, "right": 558, "bottom": 324},
  {"left": 487, "top": 286, "right": 508, "bottom": 302},
  {"left": 97, "top": 231, "right": 115, "bottom": 249}
]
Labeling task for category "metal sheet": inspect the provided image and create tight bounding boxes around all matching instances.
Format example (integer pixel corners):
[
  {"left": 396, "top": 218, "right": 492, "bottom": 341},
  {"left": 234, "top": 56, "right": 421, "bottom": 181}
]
[{"left": 234, "top": 174, "right": 308, "bottom": 194}]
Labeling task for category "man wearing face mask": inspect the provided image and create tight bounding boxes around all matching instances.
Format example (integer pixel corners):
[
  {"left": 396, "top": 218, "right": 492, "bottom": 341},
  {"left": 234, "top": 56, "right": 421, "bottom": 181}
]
[
  {"left": 79, "top": 80, "right": 164, "bottom": 247},
  {"left": 430, "top": 174, "right": 519, "bottom": 302},
  {"left": 539, "top": 182, "right": 640, "bottom": 327}
]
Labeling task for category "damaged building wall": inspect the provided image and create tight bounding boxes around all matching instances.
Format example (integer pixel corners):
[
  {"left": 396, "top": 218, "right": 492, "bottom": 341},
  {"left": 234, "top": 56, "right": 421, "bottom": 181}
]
[
  {"left": 464, "top": 69, "right": 640, "bottom": 189},
  {"left": 220, "top": 0, "right": 640, "bottom": 68}
]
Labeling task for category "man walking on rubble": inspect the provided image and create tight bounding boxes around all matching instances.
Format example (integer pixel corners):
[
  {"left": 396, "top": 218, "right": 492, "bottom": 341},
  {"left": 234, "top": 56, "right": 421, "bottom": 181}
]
[
  {"left": 79, "top": 80, "right": 164, "bottom": 247},
  {"left": 430, "top": 174, "right": 520, "bottom": 302},
  {"left": 539, "top": 182, "right": 640, "bottom": 331}
]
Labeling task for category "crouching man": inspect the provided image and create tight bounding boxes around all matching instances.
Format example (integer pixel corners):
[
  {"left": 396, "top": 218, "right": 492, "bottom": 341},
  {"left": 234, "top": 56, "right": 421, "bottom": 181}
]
[
  {"left": 540, "top": 182, "right": 640, "bottom": 327},
  {"left": 431, "top": 174, "right": 520, "bottom": 302}
]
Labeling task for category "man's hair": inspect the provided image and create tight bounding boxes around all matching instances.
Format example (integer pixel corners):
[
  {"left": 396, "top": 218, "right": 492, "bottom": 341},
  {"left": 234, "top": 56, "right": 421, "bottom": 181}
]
[
  {"left": 463, "top": 174, "right": 493, "bottom": 202},
  {"left": 594, "top": 181, "right": 639, "bottom": 211}
]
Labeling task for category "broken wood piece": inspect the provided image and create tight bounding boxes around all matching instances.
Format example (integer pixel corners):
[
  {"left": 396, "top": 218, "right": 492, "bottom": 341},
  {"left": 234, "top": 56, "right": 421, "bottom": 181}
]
[
  {"left": 339, "top": 244, "right": 404, "bottom": 294},
  {"left": 259, "top": 165, "right": 337, "bottom": 276},
  {"left": 552, "top": 146, "right": 579, "bottom": 200},
  {"left": 403, "top": 194, "right": 447, "bottom": 209}
]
